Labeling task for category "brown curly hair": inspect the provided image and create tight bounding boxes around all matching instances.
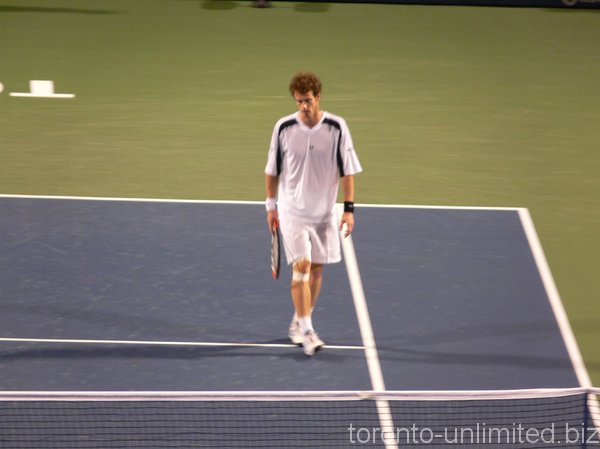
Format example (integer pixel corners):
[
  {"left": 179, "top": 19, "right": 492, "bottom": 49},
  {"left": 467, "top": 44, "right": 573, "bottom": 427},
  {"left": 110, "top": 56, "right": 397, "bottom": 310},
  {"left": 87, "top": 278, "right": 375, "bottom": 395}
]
[{"left": 289, "top": 72, "right": 322, "bottom": 97}]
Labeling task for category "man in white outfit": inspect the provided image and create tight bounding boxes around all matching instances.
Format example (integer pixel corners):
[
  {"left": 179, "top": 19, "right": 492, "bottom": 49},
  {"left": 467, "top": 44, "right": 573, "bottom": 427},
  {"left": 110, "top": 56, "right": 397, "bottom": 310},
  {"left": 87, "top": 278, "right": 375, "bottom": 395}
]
[{"left": 264, "top": 72, "right": 362, "bottom": 356}]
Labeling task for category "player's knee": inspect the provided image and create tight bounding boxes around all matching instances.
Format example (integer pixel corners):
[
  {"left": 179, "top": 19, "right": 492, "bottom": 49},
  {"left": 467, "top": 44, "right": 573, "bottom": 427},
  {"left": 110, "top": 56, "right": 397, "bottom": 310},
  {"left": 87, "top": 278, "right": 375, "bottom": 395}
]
[
  {"left": 292, "top": 258, "right": 311, "bottom": 283},
  {"left": 293, "top": 258, "right": 311, "bottom": 273}
]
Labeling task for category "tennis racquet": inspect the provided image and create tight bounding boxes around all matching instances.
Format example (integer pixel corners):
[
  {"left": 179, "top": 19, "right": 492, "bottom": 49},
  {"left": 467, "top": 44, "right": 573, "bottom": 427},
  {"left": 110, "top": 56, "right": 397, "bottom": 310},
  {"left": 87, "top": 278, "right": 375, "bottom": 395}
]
[{"left": 271, "top": 221, "right": 281, "bottom": 280}]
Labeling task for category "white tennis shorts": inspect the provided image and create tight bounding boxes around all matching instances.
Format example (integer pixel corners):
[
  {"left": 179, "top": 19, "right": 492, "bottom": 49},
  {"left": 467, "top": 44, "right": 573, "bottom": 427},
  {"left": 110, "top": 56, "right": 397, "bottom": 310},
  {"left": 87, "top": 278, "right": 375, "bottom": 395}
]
[{"left": 279, "top": 216, "right": 341, "bottom": 265}]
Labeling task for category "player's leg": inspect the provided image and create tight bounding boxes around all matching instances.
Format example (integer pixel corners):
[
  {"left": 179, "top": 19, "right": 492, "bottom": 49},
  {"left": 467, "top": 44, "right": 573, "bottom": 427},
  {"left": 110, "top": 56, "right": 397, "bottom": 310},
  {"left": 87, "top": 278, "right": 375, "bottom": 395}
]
[
  {"left": 309, "top": 263, "right": 324, "bottom": 311},
  {"left": 279, "top": 218, "right": 325, "bottom": 355},
  {"left": 298, "top": 221, "right": 340, "bottom": 354},
  {"left": 288, "top": 262, "right": 323, "bottom": 346},
  {"left": 279, "top": 218, "right": 312, "bottom": 345},
  {"left": 291, "top": 258, "right": 324, "bottom": 355},
  {"left": 291, "top": 257, "right": 312, "bottom": 331}
]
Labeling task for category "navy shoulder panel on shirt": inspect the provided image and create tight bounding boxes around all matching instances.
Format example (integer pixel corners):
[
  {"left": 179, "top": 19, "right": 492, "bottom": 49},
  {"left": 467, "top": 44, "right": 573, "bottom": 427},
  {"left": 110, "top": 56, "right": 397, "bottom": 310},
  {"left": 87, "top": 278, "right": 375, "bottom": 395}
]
[
  {"left": 322, "top": 118, "right": 345, "bottom": 176},
  {"left": 278, "top": 118, "right": 298, "bottom": 135},
  {"left": 276, "top": 118, "right": 298, "bottom": 176},
  {"left": 323, "top": 117, "right": 342, "bottom": 130}
]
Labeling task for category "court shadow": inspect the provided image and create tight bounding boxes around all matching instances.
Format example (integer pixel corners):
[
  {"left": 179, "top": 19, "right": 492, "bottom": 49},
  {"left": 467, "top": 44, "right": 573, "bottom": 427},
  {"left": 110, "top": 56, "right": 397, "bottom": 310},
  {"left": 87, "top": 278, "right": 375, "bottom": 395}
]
[
  {"left": 0, "top": 340, "right": 353, "bottom": 363},
  {"left": 376, "top": 346, "right": 574, "bottom": 371},
  {"left": 385, "top": 320, "right": 567, "bottom": 348}
]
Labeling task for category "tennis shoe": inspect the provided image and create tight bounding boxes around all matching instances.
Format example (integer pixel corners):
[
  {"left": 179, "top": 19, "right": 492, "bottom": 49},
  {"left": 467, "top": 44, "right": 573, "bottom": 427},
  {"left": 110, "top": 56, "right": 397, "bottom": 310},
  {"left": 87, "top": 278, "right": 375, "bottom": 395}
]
[
  {"left": 288, "top": 319, "right": 303, "bottom": 346},
  {"left": 302, "top": 330, "right": 324, "bottom": 356}
]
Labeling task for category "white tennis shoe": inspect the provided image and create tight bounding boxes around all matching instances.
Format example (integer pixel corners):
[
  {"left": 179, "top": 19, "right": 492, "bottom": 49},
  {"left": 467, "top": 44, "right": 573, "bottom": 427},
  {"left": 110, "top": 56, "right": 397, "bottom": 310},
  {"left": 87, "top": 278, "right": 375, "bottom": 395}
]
[
  {"left": 302, "top": 330, "right": 324, "bottom": 356},
  {"left": 288, "top": 319, "right": 304, "bottom": 345}
]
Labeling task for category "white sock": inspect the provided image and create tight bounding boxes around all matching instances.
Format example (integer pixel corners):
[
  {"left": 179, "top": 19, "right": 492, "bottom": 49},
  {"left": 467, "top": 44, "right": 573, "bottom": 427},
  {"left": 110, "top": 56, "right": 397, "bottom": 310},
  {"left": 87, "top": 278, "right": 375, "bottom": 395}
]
[
  {"left": 294, "top": 308, "right": 314, "bottom": 322},
  {"left": 298, "top": 316, "right": 314, "bottom": 334}
]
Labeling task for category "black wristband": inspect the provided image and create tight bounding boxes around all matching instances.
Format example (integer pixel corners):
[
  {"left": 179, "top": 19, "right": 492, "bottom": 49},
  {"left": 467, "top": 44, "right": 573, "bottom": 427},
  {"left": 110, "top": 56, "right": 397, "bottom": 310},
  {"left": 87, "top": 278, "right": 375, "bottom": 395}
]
[{"left": 344, "top": 201, "right": 355, "bottom": 213}]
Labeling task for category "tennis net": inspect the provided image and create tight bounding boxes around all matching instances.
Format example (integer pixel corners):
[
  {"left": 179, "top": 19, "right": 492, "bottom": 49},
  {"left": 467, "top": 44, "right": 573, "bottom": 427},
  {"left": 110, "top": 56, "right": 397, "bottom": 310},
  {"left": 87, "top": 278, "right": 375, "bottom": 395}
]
[{"left": 0, "top": 388, "right": 598, "bottom": 448}]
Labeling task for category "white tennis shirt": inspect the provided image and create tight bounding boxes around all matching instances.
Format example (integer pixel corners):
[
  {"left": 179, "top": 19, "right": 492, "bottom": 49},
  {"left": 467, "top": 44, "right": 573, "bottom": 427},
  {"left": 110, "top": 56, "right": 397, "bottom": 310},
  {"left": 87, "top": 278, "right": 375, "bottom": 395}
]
[{"left": 265, "top": 111, "right": 362, "bottom": 223}]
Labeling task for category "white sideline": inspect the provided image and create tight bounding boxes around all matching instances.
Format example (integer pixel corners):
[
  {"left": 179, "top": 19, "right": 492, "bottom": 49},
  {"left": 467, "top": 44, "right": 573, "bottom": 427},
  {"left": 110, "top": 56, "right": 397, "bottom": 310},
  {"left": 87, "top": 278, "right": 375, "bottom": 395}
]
[
  {"left": 518, "top": 208, "right": 598, "bottom": 430},
  {"left": 337, "top": 203, "right": 398, "bottom": 449},
  {"left": 518, "top": 209, "right": 591, "bottom": 389}
]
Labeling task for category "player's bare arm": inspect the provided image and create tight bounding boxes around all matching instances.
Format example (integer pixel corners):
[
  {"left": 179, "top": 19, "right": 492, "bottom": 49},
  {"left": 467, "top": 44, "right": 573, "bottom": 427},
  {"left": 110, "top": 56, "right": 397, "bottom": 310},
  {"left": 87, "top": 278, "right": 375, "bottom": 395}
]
[
  {"left": 340, "top": 175, "right": 355, "bottom": 238},
  {"left": 265, "top": 174, "right": 279, "bottom": 233}
]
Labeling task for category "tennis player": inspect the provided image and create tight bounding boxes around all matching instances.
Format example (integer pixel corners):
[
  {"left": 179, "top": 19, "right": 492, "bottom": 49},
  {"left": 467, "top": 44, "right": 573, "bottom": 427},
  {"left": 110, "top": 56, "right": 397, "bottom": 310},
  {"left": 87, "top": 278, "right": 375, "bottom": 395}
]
[{"left": 264, "top": 71, "right": 362, "bottom": 356}]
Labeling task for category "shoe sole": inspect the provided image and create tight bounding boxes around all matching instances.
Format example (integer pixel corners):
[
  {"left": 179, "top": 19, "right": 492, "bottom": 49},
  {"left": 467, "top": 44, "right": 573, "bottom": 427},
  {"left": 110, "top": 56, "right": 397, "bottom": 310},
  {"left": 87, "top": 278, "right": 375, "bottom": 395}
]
[{"left": 303, "top": 340, "right": 324, "bottom": 356}]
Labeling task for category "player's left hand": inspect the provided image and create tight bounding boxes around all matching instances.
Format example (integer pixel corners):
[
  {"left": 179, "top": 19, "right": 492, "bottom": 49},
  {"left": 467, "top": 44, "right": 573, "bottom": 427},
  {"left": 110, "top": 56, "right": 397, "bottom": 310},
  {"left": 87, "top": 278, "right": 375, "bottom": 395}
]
[{"left": 340, "top": 212, "right": 354, "bottom": 238}]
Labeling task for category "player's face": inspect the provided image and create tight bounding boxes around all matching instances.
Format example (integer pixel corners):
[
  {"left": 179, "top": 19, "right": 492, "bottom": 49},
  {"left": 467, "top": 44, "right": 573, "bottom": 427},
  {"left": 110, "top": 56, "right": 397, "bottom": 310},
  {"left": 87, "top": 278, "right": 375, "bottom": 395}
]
[{"left": 294, "top": 91, "right": 321, "bottom": 125}]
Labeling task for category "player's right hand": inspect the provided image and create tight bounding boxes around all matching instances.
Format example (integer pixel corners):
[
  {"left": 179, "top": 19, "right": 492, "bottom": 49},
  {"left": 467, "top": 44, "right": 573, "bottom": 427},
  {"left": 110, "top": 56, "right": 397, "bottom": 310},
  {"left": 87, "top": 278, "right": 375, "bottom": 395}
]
[{"left": 267, "top": 210, "right": 279, "bottom": 234}]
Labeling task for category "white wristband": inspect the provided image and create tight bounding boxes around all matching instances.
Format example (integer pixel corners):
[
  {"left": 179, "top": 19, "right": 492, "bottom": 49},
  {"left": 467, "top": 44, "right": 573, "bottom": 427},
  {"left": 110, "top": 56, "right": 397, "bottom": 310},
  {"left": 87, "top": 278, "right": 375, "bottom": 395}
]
[{"left": 266, "top": 197, "right": 277, "bottom": 211}]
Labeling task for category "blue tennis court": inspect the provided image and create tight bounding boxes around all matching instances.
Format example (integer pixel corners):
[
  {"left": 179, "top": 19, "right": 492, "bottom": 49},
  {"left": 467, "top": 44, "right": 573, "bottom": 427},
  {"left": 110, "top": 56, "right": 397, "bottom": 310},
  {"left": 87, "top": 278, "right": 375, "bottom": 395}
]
[{"left": 0, "top": 195, "right": 586, "bottom": 393}]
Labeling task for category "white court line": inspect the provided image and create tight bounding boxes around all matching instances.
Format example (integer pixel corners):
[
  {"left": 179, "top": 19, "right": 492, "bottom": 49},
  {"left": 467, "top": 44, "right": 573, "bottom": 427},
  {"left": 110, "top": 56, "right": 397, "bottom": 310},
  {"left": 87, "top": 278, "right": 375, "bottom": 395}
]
[
  {"left": 0, "top": 337, "right": 363, "bottom": 351},
  {"left": 0, "top": 193, "right": 262, "bottom": 205},
  {"left": 337, "top": 204, "right": 398, "bottom": 449},
  {"left": 517, "top": 209, "right": 591, "bottom": 388},
  {"left": 357, "top": 202, "right": 521, "bottom": 211},
  {"left": 0, "top": 194, "right": 519, "bottom": 211},
  {"left": 518, "top": 208, "right": 599, "bottom": 430}
]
